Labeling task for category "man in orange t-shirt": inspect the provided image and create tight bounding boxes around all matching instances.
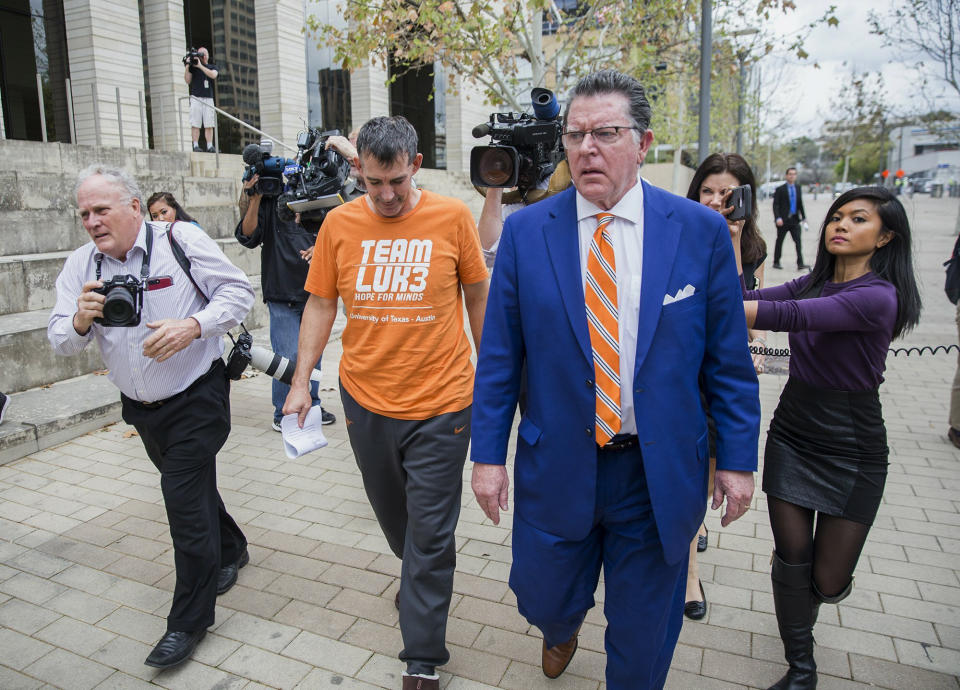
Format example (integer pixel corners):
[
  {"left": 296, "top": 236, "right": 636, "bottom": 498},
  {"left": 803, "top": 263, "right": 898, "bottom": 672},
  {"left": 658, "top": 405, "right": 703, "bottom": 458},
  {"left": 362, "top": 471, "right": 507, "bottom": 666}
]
[{"left": 284, "top": 116, "right": 489, "bottom": 690}]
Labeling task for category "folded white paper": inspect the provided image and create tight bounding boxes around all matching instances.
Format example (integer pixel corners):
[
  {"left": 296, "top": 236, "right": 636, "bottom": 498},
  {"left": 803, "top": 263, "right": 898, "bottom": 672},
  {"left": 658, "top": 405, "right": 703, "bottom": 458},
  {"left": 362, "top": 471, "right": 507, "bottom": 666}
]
[{"left": 280, "top": 407, "right": 328, "bottom": 459}]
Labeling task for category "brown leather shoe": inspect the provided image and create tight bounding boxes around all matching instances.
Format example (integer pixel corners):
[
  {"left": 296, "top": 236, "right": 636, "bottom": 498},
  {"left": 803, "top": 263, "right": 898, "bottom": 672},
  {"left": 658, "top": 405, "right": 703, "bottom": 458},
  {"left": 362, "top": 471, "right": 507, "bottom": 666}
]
[
  {"left": 401, "top": 674, "right": 439, "bottom": 689},
  {"left": 542, "top": 627, "right": 580, "bottom": 679}
]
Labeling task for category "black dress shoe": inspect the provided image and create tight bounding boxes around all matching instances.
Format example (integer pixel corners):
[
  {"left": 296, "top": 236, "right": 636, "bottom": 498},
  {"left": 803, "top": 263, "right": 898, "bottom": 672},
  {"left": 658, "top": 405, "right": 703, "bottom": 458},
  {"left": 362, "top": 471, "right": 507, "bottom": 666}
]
[
  {"left": 217, "top": 548, "right": 249, "bottom": 595},
  {"left": 949, "top": 427, "right": 960, "bottom": 450},
  {"left": 772, "top": 262, "right": 783, "bottom": 269},
  {"left": 144, "top": 629, "right": 206, "bottom": 668},
  {"left": 798, "top": 264, "right": 811, "bottom": 270},
  {"left": 697, "top": 526, "right": 708, "bottom": 553},
  {"left": 684, "top": 580, "right": 707, "bottom": 621}
]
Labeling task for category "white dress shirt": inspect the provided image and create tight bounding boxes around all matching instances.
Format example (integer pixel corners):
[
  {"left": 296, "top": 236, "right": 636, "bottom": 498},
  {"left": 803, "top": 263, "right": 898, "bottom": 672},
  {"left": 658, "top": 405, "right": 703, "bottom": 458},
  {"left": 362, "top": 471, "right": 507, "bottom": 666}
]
[
  {"left": 48, "top": 220, "right": 254, "bottom": 403},
  {"left": 575, "top": 179, "right": 645, "bottom": 436}
]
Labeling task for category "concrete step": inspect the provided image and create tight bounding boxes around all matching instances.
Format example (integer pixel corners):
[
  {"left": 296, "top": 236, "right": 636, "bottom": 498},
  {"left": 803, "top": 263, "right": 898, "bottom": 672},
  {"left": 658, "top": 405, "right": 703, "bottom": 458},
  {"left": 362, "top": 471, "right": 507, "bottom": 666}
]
[
  {"left": 0, "top": 238, "right": 260, "bottom": 317},
  {"left": 0, "top": 369, "right": 123, "bottom": 466},
  {"left": 0, "top": 181, "right": 241, "bottom": 256},
  {"left": 0, "top": 275, "right": 267, "bottom": 393},
  {"left": 0, "top": 316, "right": 346, "bottom": 467}
]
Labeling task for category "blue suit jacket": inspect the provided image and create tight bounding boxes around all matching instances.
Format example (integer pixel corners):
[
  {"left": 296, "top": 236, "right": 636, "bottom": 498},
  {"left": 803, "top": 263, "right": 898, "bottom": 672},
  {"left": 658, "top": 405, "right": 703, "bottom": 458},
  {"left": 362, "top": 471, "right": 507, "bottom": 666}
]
[{"left": 471, "top": 181, "right": 761, "bottom": 565}]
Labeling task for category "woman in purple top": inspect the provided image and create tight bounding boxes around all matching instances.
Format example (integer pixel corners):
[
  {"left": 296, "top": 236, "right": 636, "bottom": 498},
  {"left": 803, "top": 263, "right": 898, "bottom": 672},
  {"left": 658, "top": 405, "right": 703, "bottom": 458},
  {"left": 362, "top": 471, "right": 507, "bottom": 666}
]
[{"left": 733, "top": 187, "right": 921, "bottom": 690}]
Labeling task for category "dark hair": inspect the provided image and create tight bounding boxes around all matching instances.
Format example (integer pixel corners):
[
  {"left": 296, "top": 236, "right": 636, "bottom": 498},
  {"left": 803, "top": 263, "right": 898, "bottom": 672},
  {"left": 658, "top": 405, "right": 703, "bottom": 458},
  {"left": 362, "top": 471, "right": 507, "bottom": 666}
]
[
  {"left": 356, "top": 116, "right": 419, "bottom": 167},
  {"left": 686, "top": 153, "right": 766, "bottom": 265},
  {"left": 146, "top": 192, "right": 196, "bottom": 223},
  {"left": 563, "top": 69, "right": 652, "bottom": 133},
  {"left": 800, "top": 186, "right": 921, "bottom": 339},
  {"left": 785, "top": 167, "right": 797, "bottom": 175}
]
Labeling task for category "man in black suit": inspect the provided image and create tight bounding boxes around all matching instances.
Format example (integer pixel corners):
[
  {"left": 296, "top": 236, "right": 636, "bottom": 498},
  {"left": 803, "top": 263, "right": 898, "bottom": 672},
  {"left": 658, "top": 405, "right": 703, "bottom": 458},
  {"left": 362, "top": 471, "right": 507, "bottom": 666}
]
[{"left": 772, "top": 167, "right": 808, "bottom": 269}]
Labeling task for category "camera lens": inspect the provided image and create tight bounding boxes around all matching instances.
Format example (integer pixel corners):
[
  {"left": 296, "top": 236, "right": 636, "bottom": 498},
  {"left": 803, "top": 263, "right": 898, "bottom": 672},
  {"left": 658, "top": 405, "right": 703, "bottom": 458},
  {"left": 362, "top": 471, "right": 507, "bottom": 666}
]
[
  {"left": 103, "top": 287, "right": 136, "bottom": 324},
  {"left": 477, "top": 148, "right": 516, "bottom": 186}
]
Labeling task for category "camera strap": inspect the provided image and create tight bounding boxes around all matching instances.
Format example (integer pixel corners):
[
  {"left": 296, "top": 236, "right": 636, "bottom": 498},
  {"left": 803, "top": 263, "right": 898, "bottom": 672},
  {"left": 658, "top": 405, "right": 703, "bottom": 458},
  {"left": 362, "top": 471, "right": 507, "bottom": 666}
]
[
  {"left": 156, "top": 221, "right": 249, "bottom": 347},
  {"left": 95, "top": 221, "right": 154, "bottom": 282},
  {"left": 161, "top": 221, "right": 209, "bottom": 304}
]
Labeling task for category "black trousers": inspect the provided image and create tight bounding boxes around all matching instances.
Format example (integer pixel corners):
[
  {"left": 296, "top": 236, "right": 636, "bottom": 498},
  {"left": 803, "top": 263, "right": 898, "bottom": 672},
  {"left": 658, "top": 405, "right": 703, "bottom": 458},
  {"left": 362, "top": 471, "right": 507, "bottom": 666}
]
[
  {"left": 121, "top": 359, "right": 247, "bottom": 632},
  {"left": 340, "top": 383, "right": 471, "bottom": 675},
  {"left": 774, "top": 218, "right": 804, "bottom": 267}
]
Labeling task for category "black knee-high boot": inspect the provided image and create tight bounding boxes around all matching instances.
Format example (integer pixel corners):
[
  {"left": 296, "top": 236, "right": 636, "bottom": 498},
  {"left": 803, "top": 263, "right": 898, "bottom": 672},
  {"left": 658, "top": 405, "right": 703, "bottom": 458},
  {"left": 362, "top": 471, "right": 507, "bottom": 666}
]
[{"left": 768, "top": 552, "right": 818, "bottom": 690}]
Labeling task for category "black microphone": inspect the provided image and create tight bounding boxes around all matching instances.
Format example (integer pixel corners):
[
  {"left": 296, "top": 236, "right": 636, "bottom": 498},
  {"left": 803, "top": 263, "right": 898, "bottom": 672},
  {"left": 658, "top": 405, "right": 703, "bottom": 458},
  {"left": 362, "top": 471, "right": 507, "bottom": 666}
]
[
  {"left": 472, "top": 123, "right": 492, "bottom": 138},
  {"left": 241, "top": 143, "right": 262, "bottom": 166}
]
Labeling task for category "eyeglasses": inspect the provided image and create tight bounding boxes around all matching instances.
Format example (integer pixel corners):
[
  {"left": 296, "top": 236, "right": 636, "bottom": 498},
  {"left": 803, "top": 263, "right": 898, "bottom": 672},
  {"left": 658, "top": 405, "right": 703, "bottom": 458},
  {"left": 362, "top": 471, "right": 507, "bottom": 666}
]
[{"left": 561, "top": 125, "right": 640, "bottom": 147}]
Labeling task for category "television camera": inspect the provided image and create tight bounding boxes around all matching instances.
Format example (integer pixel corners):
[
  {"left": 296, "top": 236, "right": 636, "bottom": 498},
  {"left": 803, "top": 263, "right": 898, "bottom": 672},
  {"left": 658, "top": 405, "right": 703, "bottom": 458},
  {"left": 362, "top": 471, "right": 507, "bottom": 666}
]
[
  {"left": 470, "top": 87, "right": 564, "bottom": 192},
  {"left": 241, "top": 140, "right": 294, "bottom": 198},
  {"left": 182, "top": 48, "right": 202, "bottom": 66},
  {"left": 276, "top": 128, "right": 354, "bottom": 223}
]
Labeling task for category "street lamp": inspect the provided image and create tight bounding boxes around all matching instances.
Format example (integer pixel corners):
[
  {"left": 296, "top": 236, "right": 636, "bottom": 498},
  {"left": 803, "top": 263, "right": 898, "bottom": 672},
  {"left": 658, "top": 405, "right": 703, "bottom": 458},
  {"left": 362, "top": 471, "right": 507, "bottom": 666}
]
[
  {"left": 697, "top": 0, "right": 712, "bottom": 164},
  {"left": 732, "top": 27, "right": 759, "bottom": 156},
  {"left": 699, "top": 17, "right": 759, "bottom": 163}
]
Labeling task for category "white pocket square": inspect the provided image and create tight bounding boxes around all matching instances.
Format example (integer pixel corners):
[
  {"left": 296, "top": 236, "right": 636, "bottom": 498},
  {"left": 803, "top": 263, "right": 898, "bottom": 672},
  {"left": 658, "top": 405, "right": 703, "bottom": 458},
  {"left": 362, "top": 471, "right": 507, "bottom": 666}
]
[{"left": 662, "top": 284, "right": 696, "bottom": 306}]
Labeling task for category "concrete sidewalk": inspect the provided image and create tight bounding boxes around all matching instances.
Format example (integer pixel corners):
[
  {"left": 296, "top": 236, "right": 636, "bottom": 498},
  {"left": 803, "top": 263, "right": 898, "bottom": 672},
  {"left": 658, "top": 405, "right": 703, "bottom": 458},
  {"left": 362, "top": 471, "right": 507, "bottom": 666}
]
[{"left": 0, "top": 194, "right": 959, "bottom": 689}]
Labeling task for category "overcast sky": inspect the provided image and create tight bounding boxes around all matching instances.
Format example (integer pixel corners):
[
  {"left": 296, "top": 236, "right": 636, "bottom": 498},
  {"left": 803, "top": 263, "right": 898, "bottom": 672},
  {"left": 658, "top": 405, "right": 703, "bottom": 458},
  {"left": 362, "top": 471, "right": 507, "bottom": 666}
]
[{"left": 760, "top": 1, "right": 960, "bottom": 140}]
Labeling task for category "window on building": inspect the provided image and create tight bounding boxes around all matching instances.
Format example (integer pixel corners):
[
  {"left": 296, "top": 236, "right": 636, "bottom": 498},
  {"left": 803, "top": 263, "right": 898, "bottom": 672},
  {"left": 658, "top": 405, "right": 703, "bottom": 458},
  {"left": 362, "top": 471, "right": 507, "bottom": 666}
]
[
  {"left": 915, "top": 142, "right": 960, "bottom": 155},
  {"left": 316, "top": 67, "right": 352, "bottom": 135},
  {"left": 389, "top": 58, "right": 445, "bottom": 169},
  {"left": 0, "top": 0, "right": 71, "bottom": 142}
]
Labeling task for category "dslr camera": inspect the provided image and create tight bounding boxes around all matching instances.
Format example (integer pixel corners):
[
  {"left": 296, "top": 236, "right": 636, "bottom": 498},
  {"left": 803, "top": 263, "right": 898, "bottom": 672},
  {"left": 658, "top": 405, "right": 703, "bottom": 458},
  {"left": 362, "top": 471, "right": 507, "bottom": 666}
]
[
  {"left": 94, "top": 274, "right": 144, "bottom": 327},
  {"left": 242, "top": 139, "right": 294, "bottom": 197},
  {"left": 277, "top": 128, "right": 353, "bottom": 223},
  {"left": 225, "top": 331, "right": 253, "bottom": 380},
  {"left": 470, "top": 88, "right": 564, "bottom": 191},
  {"left": 182, "top": 48, "right": 202, "bottom": 67}
]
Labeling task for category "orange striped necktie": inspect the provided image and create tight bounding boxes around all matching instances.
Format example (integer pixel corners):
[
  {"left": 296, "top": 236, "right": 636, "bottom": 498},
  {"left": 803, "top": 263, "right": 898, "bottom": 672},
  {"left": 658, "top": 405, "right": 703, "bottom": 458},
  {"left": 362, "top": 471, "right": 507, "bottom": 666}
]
[{"left": 585, "top": 212, "right": 621, "bottom": 446}]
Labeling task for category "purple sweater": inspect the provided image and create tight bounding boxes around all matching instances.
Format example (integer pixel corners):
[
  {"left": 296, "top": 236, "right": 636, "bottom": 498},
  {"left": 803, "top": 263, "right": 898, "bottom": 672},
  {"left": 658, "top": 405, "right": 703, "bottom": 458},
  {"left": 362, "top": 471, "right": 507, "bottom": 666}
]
[{"left": 744, "top": 272, "right": 897, "bottom": 391}]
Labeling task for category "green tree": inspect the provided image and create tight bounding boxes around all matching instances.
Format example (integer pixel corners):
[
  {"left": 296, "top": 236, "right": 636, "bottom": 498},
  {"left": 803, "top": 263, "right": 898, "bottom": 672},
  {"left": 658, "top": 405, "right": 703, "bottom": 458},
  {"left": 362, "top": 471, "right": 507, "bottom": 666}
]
[
  {"left": 821, "top": 72, "right": 888, "bottom": 185},
  {"left": 307, "top": 0, "right": 825, "bottom": 112}
]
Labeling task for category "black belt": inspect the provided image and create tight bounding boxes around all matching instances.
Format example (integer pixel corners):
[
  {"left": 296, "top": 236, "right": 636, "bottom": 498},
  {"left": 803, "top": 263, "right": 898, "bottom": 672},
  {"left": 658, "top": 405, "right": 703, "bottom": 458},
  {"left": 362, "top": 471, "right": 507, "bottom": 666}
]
[
  {"left": 124, "top": 359, "right": 222, "bottom": 410},
  {"left": 600, "top": 434, "right": 639, "bottom": 452}
]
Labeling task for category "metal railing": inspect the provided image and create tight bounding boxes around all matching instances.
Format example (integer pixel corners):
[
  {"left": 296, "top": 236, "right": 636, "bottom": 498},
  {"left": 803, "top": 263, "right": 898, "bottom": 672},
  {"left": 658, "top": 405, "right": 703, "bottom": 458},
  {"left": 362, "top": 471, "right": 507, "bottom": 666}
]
[
  {"left": 62, "top": 79, "right": 148, "bottom": 149},
  {"left": 9, "top": 75, "right": 290, "bottom": 159},
  {"left": 177, "top": 95, "right": 296, "bottom": 167}
]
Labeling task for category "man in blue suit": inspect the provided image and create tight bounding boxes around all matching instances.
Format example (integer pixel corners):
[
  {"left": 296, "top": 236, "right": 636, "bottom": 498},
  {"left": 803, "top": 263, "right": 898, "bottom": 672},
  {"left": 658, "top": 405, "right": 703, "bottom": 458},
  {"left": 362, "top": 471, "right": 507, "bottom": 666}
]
[{"left": 470, "top": 70, "right": 761, "bottom": 688}]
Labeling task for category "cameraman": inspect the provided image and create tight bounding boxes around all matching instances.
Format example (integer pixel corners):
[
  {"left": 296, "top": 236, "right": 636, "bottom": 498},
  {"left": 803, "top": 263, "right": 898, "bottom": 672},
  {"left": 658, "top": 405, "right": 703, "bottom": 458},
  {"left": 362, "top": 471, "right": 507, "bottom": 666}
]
[
  {"left": 236, "top": 172, "right": 338, "bottom": 430},
  {"left": 184, "top": 47, "right": 218, "bottom": 153},
  {"left": 48, "top": 165, "right": 254, "bottom": 669}
]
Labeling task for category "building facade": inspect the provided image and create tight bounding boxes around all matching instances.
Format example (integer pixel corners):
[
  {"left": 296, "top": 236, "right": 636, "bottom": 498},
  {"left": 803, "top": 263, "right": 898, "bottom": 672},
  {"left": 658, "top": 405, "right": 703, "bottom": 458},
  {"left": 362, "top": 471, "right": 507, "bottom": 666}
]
[
  {"left": 887, "top": 123, "right": 960, "bottom": 179},
  {"left": 0, "top": 0, "right": 490, "bottom": 171}
]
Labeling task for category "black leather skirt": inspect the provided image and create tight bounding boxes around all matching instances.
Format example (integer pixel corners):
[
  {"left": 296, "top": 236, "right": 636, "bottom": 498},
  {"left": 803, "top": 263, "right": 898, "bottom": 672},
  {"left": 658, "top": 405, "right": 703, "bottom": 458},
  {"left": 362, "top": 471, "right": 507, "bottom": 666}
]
[{"left": 762, "top": 377, "right": 889, "bottom": 525}]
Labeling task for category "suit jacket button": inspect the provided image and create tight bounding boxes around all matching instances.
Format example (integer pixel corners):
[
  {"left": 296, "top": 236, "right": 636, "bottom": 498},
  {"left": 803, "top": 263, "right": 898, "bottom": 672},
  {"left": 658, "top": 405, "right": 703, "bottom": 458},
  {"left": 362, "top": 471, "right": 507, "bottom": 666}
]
[
  {"left": 585, "top": 427, "right": 592, "bottom": 435},
  {"left": 586, "top": 379, "right": 594, "bottom": 387},
  {"left": 636, "top": 387, "right": 644, "bottom": 393}
]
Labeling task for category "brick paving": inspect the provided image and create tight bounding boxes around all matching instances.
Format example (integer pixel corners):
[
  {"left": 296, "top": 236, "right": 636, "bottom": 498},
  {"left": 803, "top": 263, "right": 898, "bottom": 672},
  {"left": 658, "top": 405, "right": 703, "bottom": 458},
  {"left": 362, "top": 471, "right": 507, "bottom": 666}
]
[{"left": 1, "top": 194, "right": 959, "bottom": 689}]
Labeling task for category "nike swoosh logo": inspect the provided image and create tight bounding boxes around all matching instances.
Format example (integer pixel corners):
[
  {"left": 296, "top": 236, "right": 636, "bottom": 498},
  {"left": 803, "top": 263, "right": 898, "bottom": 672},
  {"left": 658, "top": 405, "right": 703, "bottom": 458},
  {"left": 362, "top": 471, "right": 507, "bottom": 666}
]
[
  {"left": 346, "top": 418, "right": 354, "bottom": 427},
  {"left": 454, "top": 425, "right": 466, "bottom": 434}
]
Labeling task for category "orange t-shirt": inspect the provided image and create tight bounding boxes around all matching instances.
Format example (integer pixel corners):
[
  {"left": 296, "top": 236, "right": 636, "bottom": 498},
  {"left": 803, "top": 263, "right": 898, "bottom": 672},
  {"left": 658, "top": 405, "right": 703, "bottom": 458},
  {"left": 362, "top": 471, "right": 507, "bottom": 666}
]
[{"left": 304, "top": 190, "right": 488, "bottom": 419}]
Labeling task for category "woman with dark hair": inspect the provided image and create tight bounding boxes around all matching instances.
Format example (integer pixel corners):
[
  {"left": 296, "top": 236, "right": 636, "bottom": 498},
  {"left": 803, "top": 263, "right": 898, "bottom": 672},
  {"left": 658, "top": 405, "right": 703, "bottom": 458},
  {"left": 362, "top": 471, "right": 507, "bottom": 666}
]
[
  {"left": 682, "top": 152, "right": 767, "bottom": 621},
  {"left": 147, "top": 191, "right": 198, "bottom": 225},
  {"left": 734, "top": 186, "right": 921, "bottom": 689}
]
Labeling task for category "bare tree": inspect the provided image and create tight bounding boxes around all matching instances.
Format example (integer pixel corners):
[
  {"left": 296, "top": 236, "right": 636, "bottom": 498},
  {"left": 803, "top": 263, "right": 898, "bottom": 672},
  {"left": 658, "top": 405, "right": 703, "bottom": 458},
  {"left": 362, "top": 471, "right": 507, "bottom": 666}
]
[
  {"left": 870, "top": 1, "right": 960, "bottom": 225},
  {"left": 870, "top": 0, "right": 960, "bottom": 99}
]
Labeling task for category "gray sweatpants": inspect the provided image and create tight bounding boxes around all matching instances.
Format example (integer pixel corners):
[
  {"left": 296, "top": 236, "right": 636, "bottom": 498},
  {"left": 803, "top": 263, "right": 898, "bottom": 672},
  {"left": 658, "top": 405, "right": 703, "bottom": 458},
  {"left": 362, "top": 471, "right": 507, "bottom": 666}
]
[{"left": 340, "top": 384, "right": 471, "bottom": 675}]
